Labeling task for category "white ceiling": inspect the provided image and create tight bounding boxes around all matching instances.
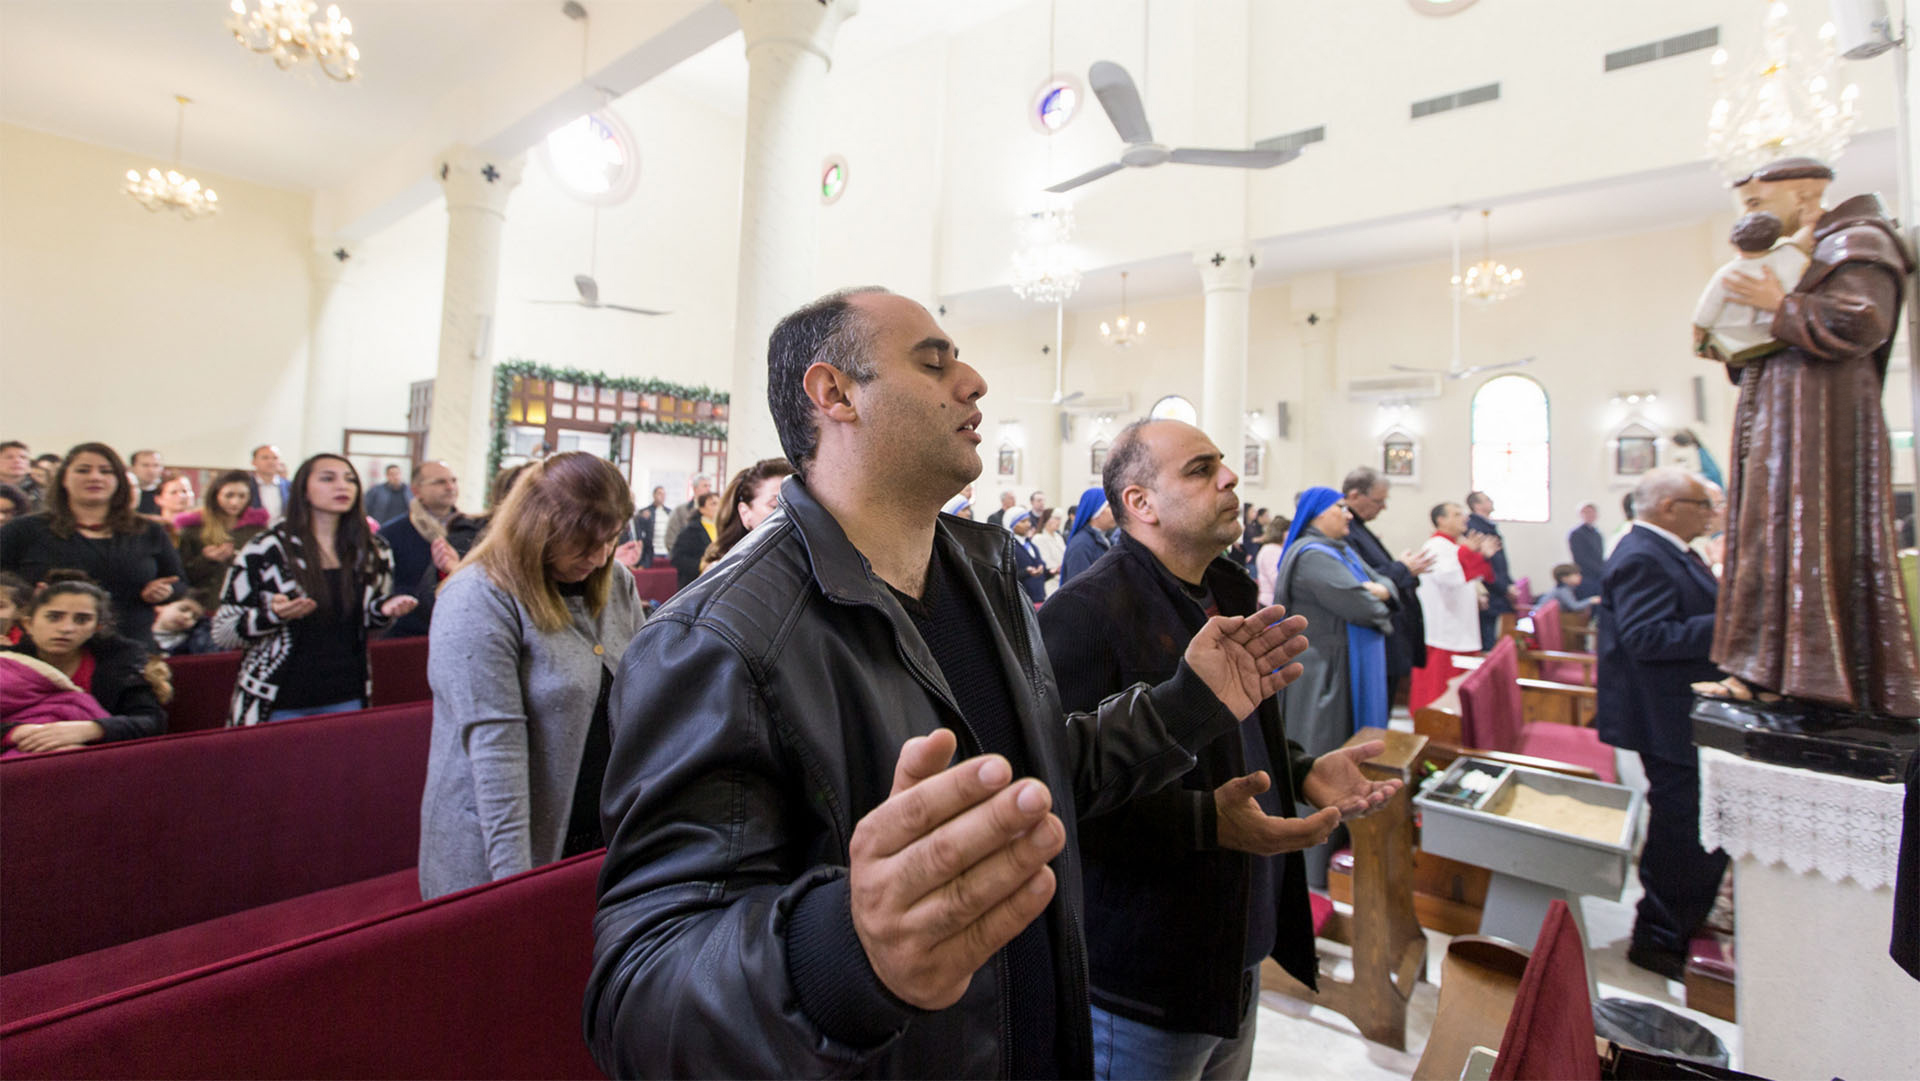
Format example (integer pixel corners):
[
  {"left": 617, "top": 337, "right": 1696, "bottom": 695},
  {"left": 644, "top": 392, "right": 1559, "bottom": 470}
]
[{"left": 941, "top": 128, "right": 1900, "bottom": 325}]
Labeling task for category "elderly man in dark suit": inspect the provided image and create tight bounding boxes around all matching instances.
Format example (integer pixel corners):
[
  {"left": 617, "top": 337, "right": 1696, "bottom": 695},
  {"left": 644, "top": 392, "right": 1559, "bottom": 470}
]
[
  {"left": 1341, "top": 467, "right": 1434, "bottom": 705},
  {"left": 1595, "top": 467, "right": 1726, "bottom": 979},
  {"left": 1568, "top": 501, "right": 1605, "bottom": 600}
]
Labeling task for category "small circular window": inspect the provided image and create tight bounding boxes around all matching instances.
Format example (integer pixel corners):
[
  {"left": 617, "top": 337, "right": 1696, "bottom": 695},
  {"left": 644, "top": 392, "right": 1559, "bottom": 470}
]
[
  {"left": 540, "top": 110, "right": 639, "bottom": 205},
  {"left": 821, "top": 155, "right": 848, "bottom": 205},
  {"left": 1149, "top": 395, "right": 1198, "bottom": 425},
  {"left": 1030, "top": 74, "right": 1082, "bottom": 134}
]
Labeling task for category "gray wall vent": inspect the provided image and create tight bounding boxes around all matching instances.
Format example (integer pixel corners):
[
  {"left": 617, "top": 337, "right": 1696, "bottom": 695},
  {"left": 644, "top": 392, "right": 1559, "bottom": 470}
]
[
  {"left": 1605, "top": 27, "right": 1720, "bottom": 72},
  {"left": 1255, "top": 125, "right": 1327, "bottom": 154},
  {"left": 1411, "top": 82, "right": 1500, "bottom": 119}
]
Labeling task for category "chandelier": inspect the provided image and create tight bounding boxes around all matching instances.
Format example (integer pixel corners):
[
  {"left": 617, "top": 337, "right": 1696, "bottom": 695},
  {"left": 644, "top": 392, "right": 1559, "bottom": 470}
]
[
  {"left": 124, "top": 97, "right": 218, "bottom": 220},
  {"left": 1010, "top": 206, "right": 1083, "bottom": 304},
  {"left": 227, "top": 0, "right": 360, "bottom": 82},
  {"left": 1706, "top": 2, "right": 1857, "bottom": 182},
  {"left": 1450, "top": 209, "right": 1523, "bottom": 305},
  {"left": 1101, "top": 271, "right": 1147, "bottom": 345}
]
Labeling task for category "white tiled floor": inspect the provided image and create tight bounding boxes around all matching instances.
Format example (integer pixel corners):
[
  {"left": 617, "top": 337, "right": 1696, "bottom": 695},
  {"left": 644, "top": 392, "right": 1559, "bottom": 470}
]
[{"left": 1246, "top": 881, "right": 1742, "bottom": 1081}]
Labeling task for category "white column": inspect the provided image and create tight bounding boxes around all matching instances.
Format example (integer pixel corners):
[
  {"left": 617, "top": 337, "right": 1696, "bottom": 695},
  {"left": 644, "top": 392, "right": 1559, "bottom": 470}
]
[
  {"left": 1196, "top": 246, "right": 1256, "bottom": 465},
  {"left": 723, "top": 0, "right": 859, "bottom": 466},
  {"left": 430, "top": 147, "right": 523, "bottom": 493},
  {"left": 302, "top": 241, "right": 357, "bottom": 458},
  {"left": 1291, "top": 271, "right": 1340, "bottom": 485}
]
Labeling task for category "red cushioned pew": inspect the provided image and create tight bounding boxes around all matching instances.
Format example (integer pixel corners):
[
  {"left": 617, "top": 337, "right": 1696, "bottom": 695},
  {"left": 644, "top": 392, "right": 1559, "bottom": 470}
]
[
  {"left": 163, "top": 637, "right": 432, "bottom": 732},
  {"left": 0, "top": 853, "right": 607, "bottom": 1080},
  {"left": 0, "top": 702, "right": 433, "bottom": 1022}
]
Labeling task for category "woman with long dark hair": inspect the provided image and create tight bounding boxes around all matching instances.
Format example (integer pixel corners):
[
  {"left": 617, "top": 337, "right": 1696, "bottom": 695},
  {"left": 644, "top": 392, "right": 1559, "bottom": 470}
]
[
  {"left": 213, "top": 454, "right": 415, "bottom": 725},
  {"left": 2, "top": 573, "right": 169, "bottom": 754},
  {"left": 176, "top": 469, "right": 268, "bottom": 594},
  {"left": 700, "top": 457, "right": 794, "bottom": 574},
  {"left": 0, "top": 442, "right": 185, "bottom": 647},
  {"left": 418, "top": 452, "right": 642, "bottom": 898}
]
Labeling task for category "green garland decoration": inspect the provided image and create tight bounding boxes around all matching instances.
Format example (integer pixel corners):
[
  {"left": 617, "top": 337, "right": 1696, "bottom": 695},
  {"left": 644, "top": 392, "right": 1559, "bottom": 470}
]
[{"left": 487, "top": 358, "right": 729, "bottom": 481}]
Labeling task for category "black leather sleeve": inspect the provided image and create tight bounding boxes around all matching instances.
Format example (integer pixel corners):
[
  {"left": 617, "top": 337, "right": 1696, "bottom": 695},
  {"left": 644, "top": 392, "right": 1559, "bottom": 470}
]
[{"left": 585, "top": 617, "right": 906, "bottom": 1080}]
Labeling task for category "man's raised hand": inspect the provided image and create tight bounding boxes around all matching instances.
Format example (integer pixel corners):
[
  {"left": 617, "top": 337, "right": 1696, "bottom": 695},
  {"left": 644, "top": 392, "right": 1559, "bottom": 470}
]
[
  {"left": 1181, "top": 605, "right": 1310, "bottom": 719},
  {"left": 848, "top": 729, "right": 1064, "bottom": 1010},
  {"left": 1212, "top": 771, "right": 1340, "bottom": 855},
  {"left": 1301, "top": 740, "right": 1403, "bottom": 822}
]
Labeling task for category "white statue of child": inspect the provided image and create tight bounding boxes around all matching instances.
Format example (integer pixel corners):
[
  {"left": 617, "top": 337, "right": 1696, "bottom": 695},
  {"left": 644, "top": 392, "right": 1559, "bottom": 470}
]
[{"left": 1691, "top": 210, "right": 1811, "bottom": 366}]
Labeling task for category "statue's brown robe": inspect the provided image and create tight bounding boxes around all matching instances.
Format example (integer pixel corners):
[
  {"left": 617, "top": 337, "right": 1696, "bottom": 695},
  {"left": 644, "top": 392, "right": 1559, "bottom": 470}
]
[{"left": 1712, "top": 192, "right": 1920, "bottom": 716}]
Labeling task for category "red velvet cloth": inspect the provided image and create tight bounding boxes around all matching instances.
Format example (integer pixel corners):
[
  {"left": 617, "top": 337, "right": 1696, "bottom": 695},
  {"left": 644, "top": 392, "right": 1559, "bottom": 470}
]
[
  {"left": 1411, "top": 644, "right": 1474, "bottom": 712},
  {"left": 367, "top": 635, "right": 431, "bottom": 708},
  {"left": 1529, "top": 600, "right": 1590, "bottom": 685},
  {"left": 0, "top": 854, "right": 609, "bottom": 1080},
  {"left": 631, "top": 565, "right": 678, "bottom": 604},
  {"left": 1491, "top": 899, "right": 1600, "bottom": 1081},
  {"left": 1459, "top": 638, "right": 1616, "bottom": 782},
  {"left": 161, "top": 650, "right": 242, "bottom": 733},
  {"left": 2, "top": 870, "right": 421, "bottom": 1023},
  {"left": 0, "top": 703, "right": 431, "bottom": 975}
]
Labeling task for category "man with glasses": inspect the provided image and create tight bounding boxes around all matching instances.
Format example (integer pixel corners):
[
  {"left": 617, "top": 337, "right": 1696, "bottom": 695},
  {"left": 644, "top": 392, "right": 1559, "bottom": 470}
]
[
  {"left": 1594, "top": 467, "right": 1726, "bottom": 980},
  {"left": 1341, "top": 467, "right": 1435, "bottom": 705}
]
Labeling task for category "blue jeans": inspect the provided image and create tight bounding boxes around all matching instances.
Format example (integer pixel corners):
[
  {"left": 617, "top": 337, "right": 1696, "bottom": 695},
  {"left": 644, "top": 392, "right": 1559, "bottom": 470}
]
[
  {"left": 267, "top": 699, "right": 362, "bottom": 721},
  {"left": 1092, "top": 974, "right": 1260, "bottom": 1081}
]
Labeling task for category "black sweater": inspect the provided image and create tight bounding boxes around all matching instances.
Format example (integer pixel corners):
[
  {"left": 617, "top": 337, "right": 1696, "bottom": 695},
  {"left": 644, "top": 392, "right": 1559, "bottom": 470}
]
[
  {"left": 0, "top": 514, "right": 186, "bottom": 647},
  {"left": 4, "top": 633, "right": 167, "bottom": 742}
]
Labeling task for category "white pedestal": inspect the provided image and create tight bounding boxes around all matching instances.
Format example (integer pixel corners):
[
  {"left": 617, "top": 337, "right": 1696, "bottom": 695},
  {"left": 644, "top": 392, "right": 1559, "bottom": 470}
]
[{"left": 1698, "top": 748, "right": 1918, "bottom": 1079}]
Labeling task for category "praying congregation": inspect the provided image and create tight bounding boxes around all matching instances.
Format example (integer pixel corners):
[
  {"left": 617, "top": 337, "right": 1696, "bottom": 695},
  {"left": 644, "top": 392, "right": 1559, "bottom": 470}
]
[{"left": 8, "top": 0, "right": 1920, "bottom": 1078}]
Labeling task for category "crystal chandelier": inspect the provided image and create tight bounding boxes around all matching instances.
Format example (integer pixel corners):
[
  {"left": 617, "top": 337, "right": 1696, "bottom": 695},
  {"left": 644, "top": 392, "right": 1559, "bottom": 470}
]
[
  {"left": 228, "top": 0, "right": 360, "bottom": 82},
  {"left": 1706, "top": 2, "right": 1857, "bottom": 182},
  {"left": 1450, "top": 209, "right": 1523, "bottom": 305},
  {"left": 1100, "top": 271, "right": 1147, "bottom": 345},
  {"left": 1010, "top": 206, "right": 1083, "bottom": 304},
  {"left": 123, "top": 97, "right": 219, "bottom": 220}
]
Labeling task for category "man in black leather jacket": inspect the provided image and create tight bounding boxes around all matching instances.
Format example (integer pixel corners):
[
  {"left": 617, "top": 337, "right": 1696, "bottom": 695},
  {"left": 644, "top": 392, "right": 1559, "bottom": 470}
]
[
  {"left": 585, "top": 289, "right": 1392, "bottom": 1078},
  {"left": 1041, "top": 421, "right": 1397, "bottom": 1078}
]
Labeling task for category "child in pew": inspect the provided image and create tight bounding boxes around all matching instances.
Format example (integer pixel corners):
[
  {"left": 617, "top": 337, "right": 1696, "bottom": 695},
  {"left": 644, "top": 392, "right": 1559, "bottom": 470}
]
[
  {"left": 151, "top": 589, "right": 219, "bottom": 657},
  {"left": 1543, "top": 563, "right": 1598, "bottom": 618},
  {"left": 0, "top": 571, "right": 28, "bottom": 645},
  {"left": 1, "top": 572, "right": 169, "bottom": 753}
]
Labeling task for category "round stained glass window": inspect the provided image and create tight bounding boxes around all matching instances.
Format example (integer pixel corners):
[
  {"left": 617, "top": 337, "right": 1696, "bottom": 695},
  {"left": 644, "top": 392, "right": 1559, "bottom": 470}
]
[
  {"left": 1030, "top": 74, "right": 1083, "bottom": 134},
  {"left": 540, "top": 110, "right": 639, "bottom": 205},
  {"left": 821, "top": 155, "right": 848, "bottom": 204}
]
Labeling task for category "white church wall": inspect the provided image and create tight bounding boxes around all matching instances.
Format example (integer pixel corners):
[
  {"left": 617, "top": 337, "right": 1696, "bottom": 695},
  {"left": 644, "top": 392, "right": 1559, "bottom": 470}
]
[{"left": 0, "top": 122, "right": 315, "bottom": 470}]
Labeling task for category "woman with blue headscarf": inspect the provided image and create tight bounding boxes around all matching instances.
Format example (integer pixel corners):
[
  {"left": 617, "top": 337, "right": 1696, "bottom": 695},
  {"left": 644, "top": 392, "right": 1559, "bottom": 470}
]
[
  {"left": 1273, "top": 486, "right": 1395, "bottom": 886},
  {"left": 1057, "top": 486, "right": 1113, "bottom": 587}
]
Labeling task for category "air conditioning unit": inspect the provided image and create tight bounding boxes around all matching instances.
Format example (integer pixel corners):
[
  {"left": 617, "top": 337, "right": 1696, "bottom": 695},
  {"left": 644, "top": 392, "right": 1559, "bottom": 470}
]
[{"left": 1347, "top": 373, "right": 1443, "bottom": 401}]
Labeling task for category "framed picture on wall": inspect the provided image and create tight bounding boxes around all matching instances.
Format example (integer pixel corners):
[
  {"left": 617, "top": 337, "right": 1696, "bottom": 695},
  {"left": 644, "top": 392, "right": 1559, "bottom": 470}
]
[
  {"left": 1242, "top": 442, "right": 1267, "bottom": 483},
  {"left": 997, "top": 445, "right": 1020, "bottom": 479},
  {"left": 1089, "top": 440, "right": 1111, "bottom": 477},
  {"left": 1379, "top": 427, "right": 1420, "bottom": 484},
  {"left": 1608, "top": 420, "right": 1660, "bottom": 483}
]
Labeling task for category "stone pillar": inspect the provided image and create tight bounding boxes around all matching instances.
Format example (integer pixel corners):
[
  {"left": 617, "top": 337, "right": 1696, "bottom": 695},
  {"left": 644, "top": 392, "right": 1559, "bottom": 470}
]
[
  {"left": 430, "top": 147, "right": 522, "bottom": 493},
  {"left": 723, "top": 0, "right": 859, "bottom": 465},
  {"left": 303, "top": 241, "right": 358, "bottom": 458},
  {"left": 1195, "top": 246, "right": 1256, "bottom": 466},
  {"left": 1291, "top": 271, "right": 1340, "bottom": 485}
]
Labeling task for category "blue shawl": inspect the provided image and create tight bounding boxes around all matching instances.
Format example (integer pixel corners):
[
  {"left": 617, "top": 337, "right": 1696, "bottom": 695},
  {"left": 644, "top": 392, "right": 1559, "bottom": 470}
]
[{"left": 1284, "top": 487, "right": 1388, "bottom": 732}]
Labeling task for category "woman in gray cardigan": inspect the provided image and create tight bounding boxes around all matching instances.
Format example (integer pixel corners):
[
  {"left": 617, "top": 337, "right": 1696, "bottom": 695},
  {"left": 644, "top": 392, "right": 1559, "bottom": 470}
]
[{"left": 418, "top": 453, "right": 643, "bottom": 900}]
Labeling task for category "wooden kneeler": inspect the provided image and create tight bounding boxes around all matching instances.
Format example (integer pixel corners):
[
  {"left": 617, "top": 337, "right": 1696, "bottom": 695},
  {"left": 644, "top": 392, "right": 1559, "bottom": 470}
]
[{"left": 1262, "top": 727, "right": 1430, "bottom": 1051}]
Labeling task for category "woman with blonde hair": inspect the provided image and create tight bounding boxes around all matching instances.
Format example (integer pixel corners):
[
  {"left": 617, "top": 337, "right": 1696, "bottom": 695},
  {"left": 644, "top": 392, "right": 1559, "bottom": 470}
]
[
  {"left": 699, "top": 457, "right": 794, "bottom": 574},
  {"left": 418, "top": 451, "right": 644, "bottom": 899}
]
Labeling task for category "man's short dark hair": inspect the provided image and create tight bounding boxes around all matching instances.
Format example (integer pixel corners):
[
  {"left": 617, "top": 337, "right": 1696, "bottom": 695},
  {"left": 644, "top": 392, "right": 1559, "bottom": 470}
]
[
  {"left": 1101, "top": 419, "right": 1163, "bottom": 527},
  {"left": 32, "top": 453, "right": 58, "bottom": 466},
  {"left": 767, "top": 287, "right": 889, "bottom": 477},
  {"left": 1430, "top": 502, "right": 1456, "bottom": 526},
  {"left": 1466, "top": 490, "right": 1489, "bottom": 511},
  {"left": 1341, "top": 466, "right": 1382, "bottom": 498},
  {"left": 130, "top": 449, "right": 158, "bottom": 466},
  {"left": 0, "top": 441, "right": 26, "bottom": 455}
]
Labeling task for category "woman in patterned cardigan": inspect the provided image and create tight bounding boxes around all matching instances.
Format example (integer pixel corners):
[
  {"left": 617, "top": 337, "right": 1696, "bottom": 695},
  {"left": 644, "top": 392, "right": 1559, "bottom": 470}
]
[{"left": 213, "top": 454, "right": 416, "bottom": 725}]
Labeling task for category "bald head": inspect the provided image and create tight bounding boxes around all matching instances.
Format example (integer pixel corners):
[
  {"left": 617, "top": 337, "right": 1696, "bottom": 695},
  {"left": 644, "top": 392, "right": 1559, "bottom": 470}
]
[{"left": 1634, "top": 467, "right": 1712, "bottom": 541}]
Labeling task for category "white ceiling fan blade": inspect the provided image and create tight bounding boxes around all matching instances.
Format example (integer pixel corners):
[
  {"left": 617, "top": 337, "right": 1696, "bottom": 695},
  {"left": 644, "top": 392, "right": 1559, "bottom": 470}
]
[
  {"left": 1455, "top": 357, "right": 1536, "bottom": 378},
  {"left": 1168, "top": 147, "right": 1300, "bottom": 169},
  {"left": 574, "top": 274, "right": 600, "bottom": 305},
  {"left": 1046, "top": 160, "right": 1125, "bottom": 193},
  {"left": 1088, "top": 60, "right": 1154, "bottom": 144},
  {"left": 1058, "top": 390, "right": 1085, "bottom": 405},
  {"left": 604, "top": 303, "right": 671, "bottom": 316},
  {"left": 1389, "top": 363, "right": 1444, "bottom": 375}
]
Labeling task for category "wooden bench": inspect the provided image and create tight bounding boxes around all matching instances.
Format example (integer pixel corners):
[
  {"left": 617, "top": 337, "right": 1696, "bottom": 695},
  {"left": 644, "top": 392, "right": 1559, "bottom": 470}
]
[
  {"left": 0, "top": 702, "right": 432, "bottom": 1022},
  {"left": 1264, "top": 727, "right": 1431, "bottom": 1050},
  {"left": 0, "top": 853, "right": 606, "bottom": 1080}
]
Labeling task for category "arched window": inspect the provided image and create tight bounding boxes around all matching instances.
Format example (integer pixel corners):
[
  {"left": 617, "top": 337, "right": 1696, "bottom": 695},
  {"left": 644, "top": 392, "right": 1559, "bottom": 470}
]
[
  {"left": 1148, "top": 395, "right": 1197, "bottom": 424},
  {"left": 1470, "top": 374, "right": 1549, "bottom": 522}
]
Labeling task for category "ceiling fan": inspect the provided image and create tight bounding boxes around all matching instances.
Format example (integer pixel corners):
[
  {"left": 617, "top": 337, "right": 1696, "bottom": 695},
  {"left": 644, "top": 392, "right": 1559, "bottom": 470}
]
[
  {"left": 530, "top": 1, "right": 669, "bottom": 317},
  {"left": 1046, "top": 61, "right": 1301, "bottom": 193},
  {"left": 1391, "top": 207, "right": 1534, "bottom": 380}
]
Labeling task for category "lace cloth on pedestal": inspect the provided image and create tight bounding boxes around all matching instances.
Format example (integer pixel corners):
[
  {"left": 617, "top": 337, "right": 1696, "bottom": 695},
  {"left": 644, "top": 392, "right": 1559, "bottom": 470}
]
[{"left": 1698, "top": 747, "right": 1906, "bottom": 890}]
